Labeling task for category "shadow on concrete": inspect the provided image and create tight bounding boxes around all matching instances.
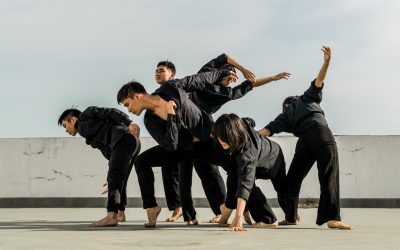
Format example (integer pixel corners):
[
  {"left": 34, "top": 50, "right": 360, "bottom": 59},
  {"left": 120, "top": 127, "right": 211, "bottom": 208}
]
[
  {"left": 0, "top": 221, "right": 321, "bottom": 232},
  {"left": 0, "top": 221, "right": 245, "bottom": 232}
]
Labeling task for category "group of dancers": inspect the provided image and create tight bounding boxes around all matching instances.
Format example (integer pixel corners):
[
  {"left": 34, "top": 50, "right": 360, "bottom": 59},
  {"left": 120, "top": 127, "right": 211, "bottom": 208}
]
[{"left": 58, "top": 46, "right": 353, "bottom": 231}]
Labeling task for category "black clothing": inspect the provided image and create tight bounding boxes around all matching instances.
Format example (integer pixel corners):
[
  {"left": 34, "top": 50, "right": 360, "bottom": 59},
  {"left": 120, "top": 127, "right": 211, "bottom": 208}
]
[
  {"left": 170, "top": 54, "right": 253, "bottom": 219},
  {"left": 227, "top": 118, "right": 282, "bottom": 202},
  {"left": 285, "top": 125, "right": 340, "bottom": 225},
  {"left": 221, "top": 118, "right": 286, "bottom": 224},
  {"left": 265, "top": 80, "right": 329, "bottom": 137},
  {"left": 77, "top": 106, "right": 133, "bottom": 158},
  {"left": 192, "top": 54, "right": 253, "bottom": 114},
  {"left": 178, "top": 159, "right": 226, "bottom": 221},
  {"left": 107, "top": 134, "right": 141, "bottom": 213},
  {"left": 144, "top": 70, "right": 233, "bottom": 151},
  {"left": 134, "top": 139, "right": 234, "bottom": 209},
  {"left": 161, "top": 165, "right": 181, "bottom": 211},
  {"left": 76, "top": 106, "right": 141, "bottom": 213},
  {"left": 265, "top": 80, "right": 341, "bottom": 225}
]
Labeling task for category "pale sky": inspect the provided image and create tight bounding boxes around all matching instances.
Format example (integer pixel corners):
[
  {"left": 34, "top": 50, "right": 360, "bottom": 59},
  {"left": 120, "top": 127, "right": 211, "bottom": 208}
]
[{"left": 1, "top": 0, "right": 399, "bottom": 138}]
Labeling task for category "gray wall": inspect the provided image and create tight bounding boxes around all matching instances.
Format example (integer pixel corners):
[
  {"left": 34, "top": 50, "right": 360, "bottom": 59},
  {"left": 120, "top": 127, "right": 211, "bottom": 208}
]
[{"left": 0, "top": 136, "right": 399, "bottom": 207}]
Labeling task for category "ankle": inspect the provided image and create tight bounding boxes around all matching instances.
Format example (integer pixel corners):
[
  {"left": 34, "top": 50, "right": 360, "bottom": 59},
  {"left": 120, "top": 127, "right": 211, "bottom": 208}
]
[{"left": 107, "top": 212, "right": 117, "bottom": 219}]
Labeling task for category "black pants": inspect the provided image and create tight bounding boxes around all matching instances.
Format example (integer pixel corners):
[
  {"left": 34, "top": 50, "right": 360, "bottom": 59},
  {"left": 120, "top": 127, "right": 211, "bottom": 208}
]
[
  {"left": 228, "top": 149, "right": 287, "bottom": 224},
  {"left": 107, "top": 134, "right": 141, "bottom": 213},
  {"left": 134, "top": 139, "right": 233, "bottom": 209},
  {"left": 161, "top": 165, "right": 181, "bottom": 211},
  {"left": 285, "top": 125, "right": 340, "bottom": 225},
  {"left": 179, "top": 159, "right": 226, "bottom": 221}
]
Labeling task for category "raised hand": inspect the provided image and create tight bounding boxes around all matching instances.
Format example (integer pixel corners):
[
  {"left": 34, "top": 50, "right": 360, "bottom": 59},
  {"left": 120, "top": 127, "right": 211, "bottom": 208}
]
[
  {"left": 273, "top": 72, "right": 291, "bottom": 81},
  {"left": 321, "top": 46, "right": 331, "bottom": 62},
  {"left": 221, "top": 71, "right": 239, "bottom": 86},
  {"left": 240, "top": 67, "right": 256, "bottom": 84}
]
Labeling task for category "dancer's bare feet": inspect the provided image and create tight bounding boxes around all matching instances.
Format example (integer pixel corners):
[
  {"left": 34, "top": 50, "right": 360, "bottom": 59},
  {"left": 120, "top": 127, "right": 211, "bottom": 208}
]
[
  {"left": 88, "top": 212, "right": 118, "bottom": 227},
  {"left": 243, "top": 211, "right": 253, "bottom": 225},
  {"left": 187, "top": 219, "right": 201, "bottom": 225},
  {"left": 278, "top": 214, "right": 301, "bottom": 226},
  {"left": 252, "top": 221, "right": 278, "bottom": 228},
  {"left": 165, "top": 207, "right": 182, "bottom": 222},
  {"left": 218, "top": 204, "right": 232, "bottom": 227},
  {"left": 145, "top": 205, "right": 161, "bottom": 228},
  {"left": 117, "top": 210, "right": 126, "bottom": 222},
  {"left": 327, "top": 220, "right": 353, "bottom": 230},
  {"left": 209, "top": 214, "right": 221, "bottom": 223}
]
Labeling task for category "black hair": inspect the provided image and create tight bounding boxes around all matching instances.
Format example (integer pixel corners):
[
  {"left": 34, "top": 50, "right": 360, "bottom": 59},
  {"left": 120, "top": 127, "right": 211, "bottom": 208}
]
[
  {"left": 117, "top": 81, "right": 147, "bottom": 104},
  {"left": 212, "top": 113, "right": 249, "bottom": 153},
  {"left": 282, "top": 96, "right": 299, "bottom": 109},
  {"left": 58, "top": 108, "right": 81, "bottom": 126},
  {"left": 157, "top": 60, "right": 176, "bottom": 74}
]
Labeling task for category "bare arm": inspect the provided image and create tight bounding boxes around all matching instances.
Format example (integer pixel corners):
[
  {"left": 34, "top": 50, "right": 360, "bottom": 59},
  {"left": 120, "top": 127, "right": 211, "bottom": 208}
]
[
  {"left": 229, "top": 198, "right": 247, "bottom": 231},
  {"left": 315, "top": 46, "right": 331, "bottom": 87},
  {"left": 227, "top": 55, "right": 256, "bottom": 84},
  {"left": 253, "top": 72, "right": 291, "bottom": 87}
]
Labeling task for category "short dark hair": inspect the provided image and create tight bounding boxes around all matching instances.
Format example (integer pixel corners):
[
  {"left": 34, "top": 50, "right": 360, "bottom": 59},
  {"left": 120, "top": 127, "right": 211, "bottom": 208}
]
[
  {"left": 212, "top": 113, "right": 249, "bottom": 153},
  {"left": 117, "top": 81, "right": 147, "bottom": 104},
  {"left": 282, "top": 96, "right": 299, "bottom": 109},
  {"left": 157, "top": 60, "right": 176, "bottom": 74},
  {"left": 58, "top": 108, "right": 81, "bottom": 126}
]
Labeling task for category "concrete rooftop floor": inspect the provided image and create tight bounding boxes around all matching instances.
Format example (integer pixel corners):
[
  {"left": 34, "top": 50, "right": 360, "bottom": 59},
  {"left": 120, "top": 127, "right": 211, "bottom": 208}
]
[{"left": 0, "top": 208, "right": 399, "bottom": 250}]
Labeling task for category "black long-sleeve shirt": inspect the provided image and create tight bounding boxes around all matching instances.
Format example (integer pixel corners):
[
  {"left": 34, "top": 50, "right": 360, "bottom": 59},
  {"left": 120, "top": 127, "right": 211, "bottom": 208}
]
[
  {"left": 189, "top": 53, "right": 254, "bottom": 114},
  {"left": 226, "top": 118, "right": 281, "bottom": 202},
  {"left": 265, "top": 79, "right": 328, "bottom": 137},
  {"left": 76, "top": 106, "right": 133, "bottom": 159},
  {"left": 144, "top": 70, "right": 236, "bottom": 151}
]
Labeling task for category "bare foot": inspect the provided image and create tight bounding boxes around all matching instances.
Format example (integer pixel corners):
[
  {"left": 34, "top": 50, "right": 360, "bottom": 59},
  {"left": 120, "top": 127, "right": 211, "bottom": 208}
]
[
  {"left": 144, "top": 206, "right": 161, "bottom": 228},
  {"left": 243, "top": 211, "right": 253, "bottom": 225},
  {"left": 187, "top": 219, "right": 201, "bottom": 225},
  {"left": 278, "top": 220, "right": 299, "bottom": 226},
  {"left": 117, "top": 211, "right": 126, "bottom": 222},
  {"left": 88, "top": 212, "right": 118, "bottom": 227},
  {"left": 252, "top": 221, "right": 278, "bottom": 228},
  {"left": 327, "top": 220, "right": 353, "bottom": 230},
  {"left": 218, "top": 204, "right": 232, "bottom": 227},
  {"left": 209, "top": 214, "right": 221, "bottom": 223},
  {"left": 278, "top": 214, "right": 301, "bottom": 226},
  {"left": 165, "top": 207, "right": 182, "bottom": 222}
]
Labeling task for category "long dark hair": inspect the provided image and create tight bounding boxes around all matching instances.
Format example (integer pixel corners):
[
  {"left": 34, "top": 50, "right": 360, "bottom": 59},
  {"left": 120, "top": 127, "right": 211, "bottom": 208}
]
[{"left": 212, "top": 113, "right": 249, "bottom": 153}]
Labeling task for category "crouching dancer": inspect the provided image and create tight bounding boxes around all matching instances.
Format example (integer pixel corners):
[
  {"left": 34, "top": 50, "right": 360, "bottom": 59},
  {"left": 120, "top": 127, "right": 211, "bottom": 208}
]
[
  {"left": 213, "top": 114, "right": 287, "bottom": 231},
  {"left": 58, "top": 107, "right": 141, "bottom": 227}
]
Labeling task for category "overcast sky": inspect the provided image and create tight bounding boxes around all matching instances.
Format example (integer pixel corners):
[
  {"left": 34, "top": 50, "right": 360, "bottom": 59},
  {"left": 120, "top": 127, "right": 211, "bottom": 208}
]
[{"left": 1, "top": 0, "right": 399, "bottom": 138}]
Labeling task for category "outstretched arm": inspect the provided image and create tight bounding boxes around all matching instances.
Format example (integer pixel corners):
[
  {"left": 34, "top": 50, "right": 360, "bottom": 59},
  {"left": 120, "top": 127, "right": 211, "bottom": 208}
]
[
  {"left": 315, "top": 46, "right": 331, "bottom": 87},
  {"left": 253, "top": 72, "right": 291, "bottom": 87}
]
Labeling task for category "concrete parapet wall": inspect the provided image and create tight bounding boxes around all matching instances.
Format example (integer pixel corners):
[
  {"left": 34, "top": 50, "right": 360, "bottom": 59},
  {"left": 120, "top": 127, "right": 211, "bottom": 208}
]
[{"left": 0, "top": 136, "right": 398, "bottom": 207}]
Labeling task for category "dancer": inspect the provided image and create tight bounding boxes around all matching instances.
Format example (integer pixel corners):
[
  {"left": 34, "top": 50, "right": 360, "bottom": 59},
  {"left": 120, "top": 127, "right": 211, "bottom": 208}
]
[
  {"left": 57, "top": 107, "right": 141, "bottom": 227},
  {"left": 212, "top": 114, "right": 287, "bottom": 231},
  {"left": 258, "top": 46, "right": 353, "bottom": 230}
]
